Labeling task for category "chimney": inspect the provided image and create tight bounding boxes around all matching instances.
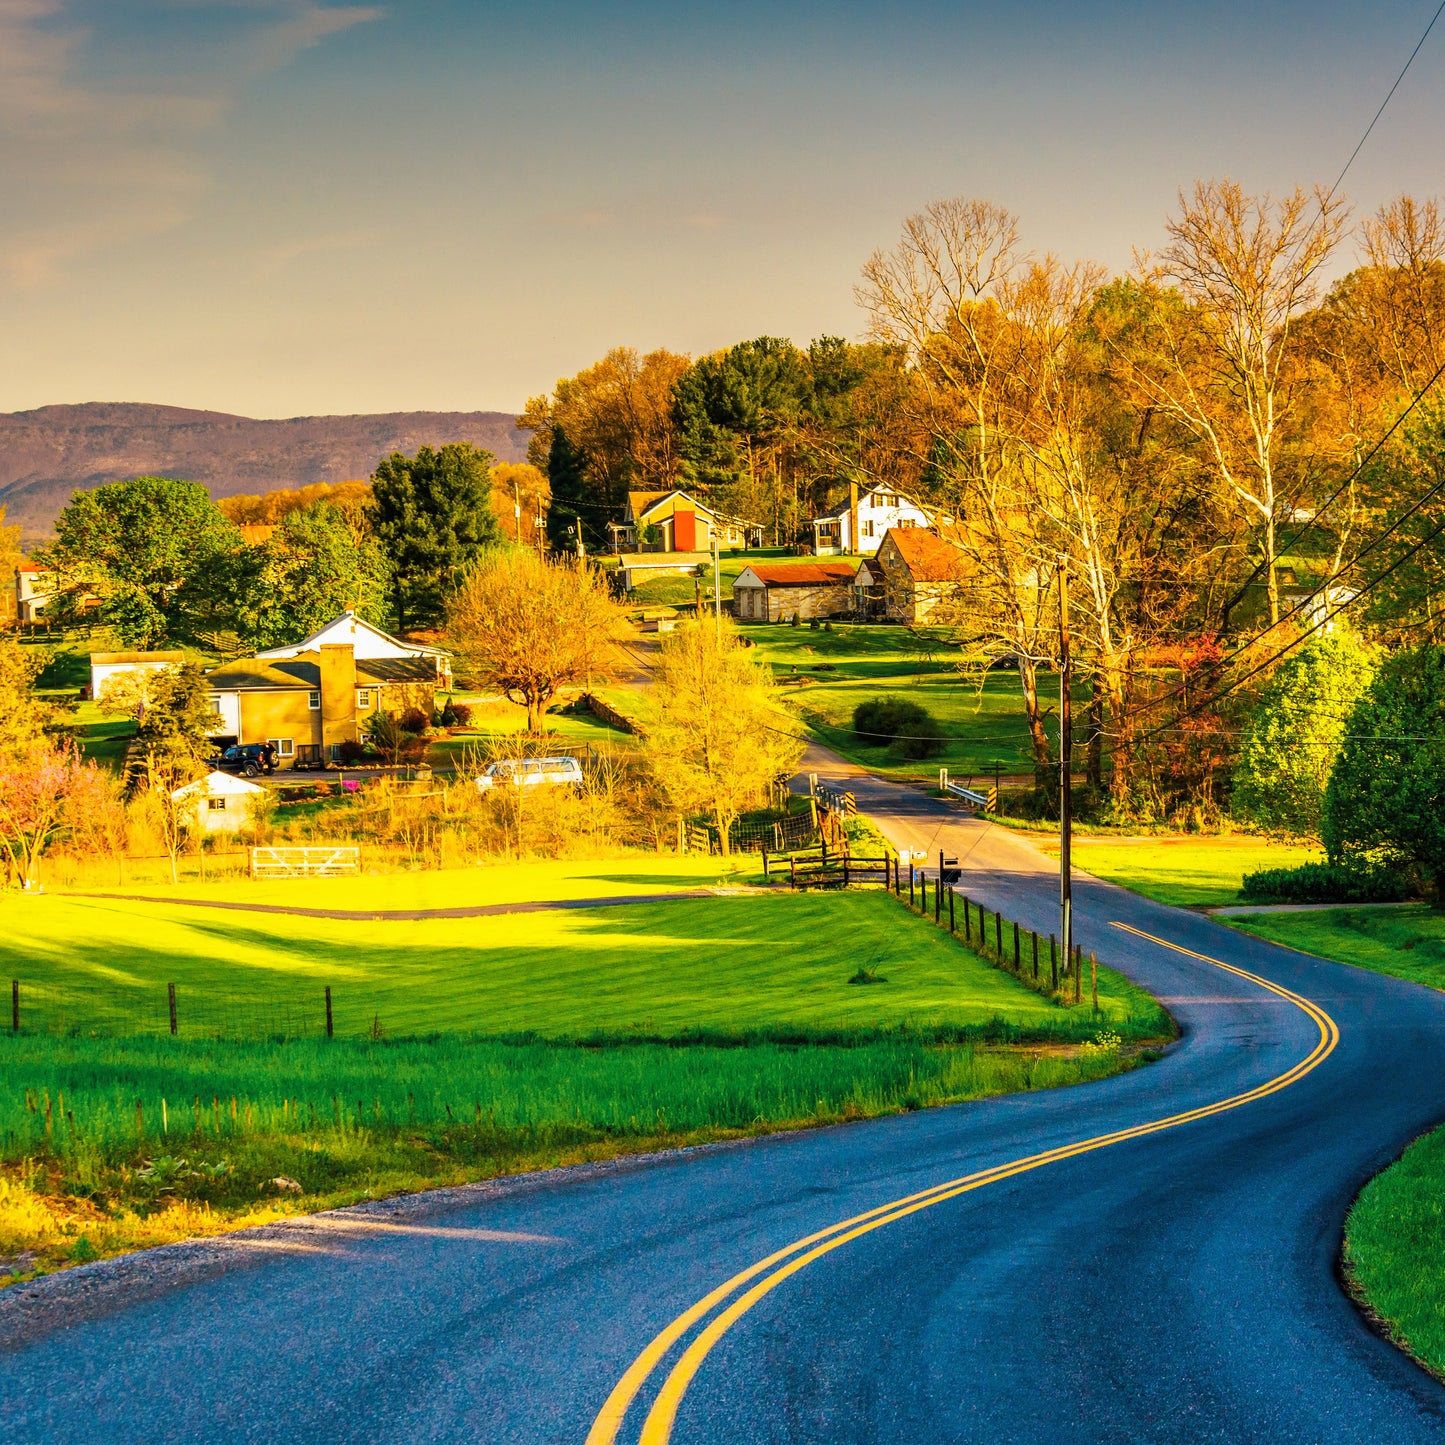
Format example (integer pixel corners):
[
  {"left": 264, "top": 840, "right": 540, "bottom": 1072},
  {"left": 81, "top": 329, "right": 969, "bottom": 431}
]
[
  {"left": 319, "top": 644, "right": 358, "bottom": 750},
  {"left": 848, "top": 481, "right": 859, "bottom": 556}
]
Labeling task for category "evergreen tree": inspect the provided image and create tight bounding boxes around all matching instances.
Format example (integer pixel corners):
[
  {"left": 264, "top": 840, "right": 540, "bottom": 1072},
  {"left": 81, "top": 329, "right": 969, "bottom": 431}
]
[
  {"left": 370, "top": 444, "right": 501, "bottom": 629},
  {"left": 543, "top": 427, "right": 596, "bottom": 552}
]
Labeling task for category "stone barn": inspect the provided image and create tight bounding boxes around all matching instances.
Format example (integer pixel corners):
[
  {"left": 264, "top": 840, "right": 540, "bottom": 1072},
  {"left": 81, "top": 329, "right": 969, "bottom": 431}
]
[{"left": 732, "top": 561, "right": 857, "bottom": 622}]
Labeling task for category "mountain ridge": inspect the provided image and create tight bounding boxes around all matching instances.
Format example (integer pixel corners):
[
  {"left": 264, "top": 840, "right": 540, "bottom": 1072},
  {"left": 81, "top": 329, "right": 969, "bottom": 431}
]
[{"left": 0, "top": 402, "right": 528, "bottom": 543}]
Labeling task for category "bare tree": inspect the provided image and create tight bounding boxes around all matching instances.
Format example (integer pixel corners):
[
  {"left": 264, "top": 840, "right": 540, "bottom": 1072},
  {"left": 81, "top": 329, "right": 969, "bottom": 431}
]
[{"left": 1128, "top": 180, "right": 1349, "bottom": 624}]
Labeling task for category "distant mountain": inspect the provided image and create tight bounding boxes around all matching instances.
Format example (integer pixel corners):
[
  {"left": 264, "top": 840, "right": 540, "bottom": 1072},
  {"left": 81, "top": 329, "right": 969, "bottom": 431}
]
[{"left": 0, "top": 402, "right": 528, "bottom": 544}]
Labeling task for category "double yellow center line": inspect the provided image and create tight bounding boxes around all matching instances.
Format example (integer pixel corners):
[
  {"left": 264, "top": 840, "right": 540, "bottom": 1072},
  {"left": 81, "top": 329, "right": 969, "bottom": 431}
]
[{"left": 587, "top": 922, "right": 1340, "bottom": 1445}]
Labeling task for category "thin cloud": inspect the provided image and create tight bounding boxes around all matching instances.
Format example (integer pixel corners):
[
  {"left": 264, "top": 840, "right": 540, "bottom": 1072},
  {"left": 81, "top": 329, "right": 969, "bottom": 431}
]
[
  {"left": 0, "top": 1, "right": 383, "bottom": 289},
  {"left": 253, "top": 228, "right": 380, "bottom": 277}
]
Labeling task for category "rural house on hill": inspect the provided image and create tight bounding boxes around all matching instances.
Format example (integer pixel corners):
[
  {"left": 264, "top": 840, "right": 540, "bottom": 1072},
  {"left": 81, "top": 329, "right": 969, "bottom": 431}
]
[
  {"left": 205, "top": 645, "right": 435, "bottom": 766},
  {"left": 608, "top": 490, "right": 760, "bottom": 553},
  {"left": 733, "top": 561, "right": 857, "bottom": 622},
  {"left": 257, "top": 609, "right": 452, "bottom": 688},
  {"left": 873, "top": 527, "right": 968, "bottom": 624},
  {"left": 811, "top": 486, "right": 936, "bottom": 555}
]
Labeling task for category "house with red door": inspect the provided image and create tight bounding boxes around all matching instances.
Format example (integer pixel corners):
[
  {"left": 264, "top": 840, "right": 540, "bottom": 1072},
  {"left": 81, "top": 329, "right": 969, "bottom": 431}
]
[{"left": 607, "top": 490, "right": 761, "bottom": 553}]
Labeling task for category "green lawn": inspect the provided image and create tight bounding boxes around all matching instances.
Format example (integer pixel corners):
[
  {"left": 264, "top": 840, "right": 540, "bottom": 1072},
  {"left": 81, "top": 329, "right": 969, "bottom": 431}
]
[
  {"left": 745, "top": 621, "right": 1063, "bottom": 780},
  {"left": 1346, "top": 1125, "right": 1445, "bottom": 1380},
  {"left": 625, "top": 548, "right": 865, "bottom": 608},
  {"left": 1050, "top": 838, "right": 1324, "bottom": 908},
  {"left": 1224, "top": 905, "right": 1445, "bottom": 989},
  {"left": 75, "top": 855, "right": 756, "bottom": 910},
  {"left": 13, "top": 887, "right": 1163, "bottom": 1042},
  {"left": 2, "top": 876, "right": 1169, "bottom": 1280}
]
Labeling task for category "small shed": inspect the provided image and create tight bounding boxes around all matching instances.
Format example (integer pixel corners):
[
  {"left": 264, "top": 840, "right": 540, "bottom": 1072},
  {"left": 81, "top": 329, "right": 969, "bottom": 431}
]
[
  {"left": 90, "top": 650, "right": 186, "bottom": 705},
  {"left": 732, "top": 561, "right": 857, "bottom": 623},
  {"left": 172, "top": 770, "right": 268, "bottom": 834}
]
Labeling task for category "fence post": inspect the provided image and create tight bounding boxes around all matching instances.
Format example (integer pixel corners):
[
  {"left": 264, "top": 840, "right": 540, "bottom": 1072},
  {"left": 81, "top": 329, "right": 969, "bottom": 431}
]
[
  {"left": 948, "top": 888, "right": 955, "bottom": 934},
  {"left": 962, "top": 897, "right": 971, "bottom": 942},
  {"left": 790, "top": 855, "right": 796, "bottom": 891},
  {"left": 325, "top": 986, "right": 334, "bottom": 1038},
  {"left": 934, "top": 873, "right": 941, "bottom": 924},
  {"left": 1074, "top": 945, "right": 1083, "bottom": 1005},
  {"left": 994, "top": 910, "right": 1003, "bottom": 957},
  {"left": 10, "top": 980, "right": 17, "bottom": 1033},
  {"left": 909, "top": 867, "right": 915, "bottom": 908},
  {"left": 168, "top": 982, "right": 177, "bottom": 1036},
  {"left": 1050, "top": 934, "right": 1058, "bottom": 990},
  {"left": 1090, "top": 952, "right": 1099, "bottom": 1013},
  {"left": 762, "top": 849, "right": 770, "bottom": 878},
  {"left": 1032, "top": 931, "right": 1040, "bottom": 980},
  {"left": 1013, "top": 921, "right": 1020, "bottom": 971},
  {"left": 843, "top": 854, "right": 850, "bottom": 889}
]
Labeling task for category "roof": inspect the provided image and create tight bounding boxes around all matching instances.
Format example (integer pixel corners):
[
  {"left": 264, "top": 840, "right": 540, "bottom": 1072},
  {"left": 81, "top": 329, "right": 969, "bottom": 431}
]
[
  {"left": 173, "top": 770, "right": 267, "bottom": 799},
  {"left": 255, "top": 610, "right": 449, "bottom": 661},
  {"left": 880, "top": 528, "right": 966, "bottom": 582},
  {"left": 813, "top": 487, "right": 927, "bottom": 522},
  {"left": 356, "top": 657, "right": 436, "bottom": 685},
  {"left": 735, "top": 562, "right": 857, "bottom": 588},
  {"left": 626, "top": 490, "right": 674, "bottom": 522},
  {"left": 206, "top": 658, "right": 321, "bottom": 691},
  {"left": 205, "top": 654, "right": 436, "bottom": 691},
  {"left": 90, "top": 651, "right": 186, "bottom": 666},
  {"left": 237, "top": 524, "right": 276, "bottom": 545}
]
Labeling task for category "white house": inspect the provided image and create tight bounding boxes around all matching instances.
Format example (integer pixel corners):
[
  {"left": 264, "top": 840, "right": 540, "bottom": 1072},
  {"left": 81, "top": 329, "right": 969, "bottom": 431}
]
[
  {"left": 171, "top": 770, "right": 268, "bottom": 834},
  {"left": 811, "top": 487, "right": 936, "bottom": 555},
  {"left": 257, "top": 610, "right": 452, "bottom": 688},
  {"left": 15, "top": 565, "right": 54, "bottom": 623},
  {"left": 89, "top": 651, "right": 187, "bottom": 705}
]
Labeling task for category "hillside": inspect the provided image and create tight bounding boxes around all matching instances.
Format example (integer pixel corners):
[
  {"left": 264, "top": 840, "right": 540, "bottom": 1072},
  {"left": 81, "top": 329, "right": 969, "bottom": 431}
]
[{"left": 0, "top": 403, "right": 528, "bottom": 543}]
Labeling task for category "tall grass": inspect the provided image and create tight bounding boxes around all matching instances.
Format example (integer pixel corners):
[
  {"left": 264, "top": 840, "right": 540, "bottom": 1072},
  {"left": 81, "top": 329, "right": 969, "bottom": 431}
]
[{"left": 0, "top": 1031, "right": 1150, "bottom": 1279}]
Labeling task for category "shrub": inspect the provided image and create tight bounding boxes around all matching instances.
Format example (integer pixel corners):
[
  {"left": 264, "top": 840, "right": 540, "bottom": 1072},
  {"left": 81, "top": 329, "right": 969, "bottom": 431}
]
[
  {"left": 852, "top": 697, "right": 941, "bottom": 757},
  {"left": 336, "top": 738, "right": 369, "bottom": 766},
  {"left": 1240, "top": 859, "right": 1415, "bottom": 905},
  {"left": 447, "top": 701, "right": 472, "bottom": 726},
  {"left": 1323, "top": 644, "right": 1445, "bottom": 895},
  {"left": 398, "top": 707, "right": 430, "bottom": 735},
  {"left": 1231, "top": 633, "right": 1378, "bottom": 837}
]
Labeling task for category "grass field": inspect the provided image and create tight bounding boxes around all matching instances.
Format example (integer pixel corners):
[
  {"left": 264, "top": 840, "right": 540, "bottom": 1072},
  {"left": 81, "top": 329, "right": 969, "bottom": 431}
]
[
  {"left": 743, "top": 621, "right": 1058, "bottom": 780},
  {"left": 1345, "top": 1124, "right": 1445, "bottom": 1380},
  {"left": 1224, "top": 906, "right": 1445, "bottom": 989},
  {"left": 1050, "top": 838, "right": 1324, "bottom": 908},
  {"left": 14, "top": 886, "right": 1163, "bottom": 1041},
  {"left": 1, "top": 872, "right": 1169, "bottom": 1281}
]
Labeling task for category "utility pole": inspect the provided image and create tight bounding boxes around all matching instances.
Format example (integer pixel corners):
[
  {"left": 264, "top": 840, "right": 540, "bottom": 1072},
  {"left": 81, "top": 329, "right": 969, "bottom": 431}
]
[
  {"left": 712, "top": 523, "right": 722, "bottom": 645},
  {"left": 1059, "top": 558, "right": 1075, "bottom": 1001},
  {"left": 513, "top": 477, "right": 522, "bottom": 545}
]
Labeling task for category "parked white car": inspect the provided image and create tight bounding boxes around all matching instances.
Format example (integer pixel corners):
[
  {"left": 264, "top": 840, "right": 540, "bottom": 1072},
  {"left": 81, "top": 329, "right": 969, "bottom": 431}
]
[{"left": 474, "top": 756, "right": 585, "bottom": 791}]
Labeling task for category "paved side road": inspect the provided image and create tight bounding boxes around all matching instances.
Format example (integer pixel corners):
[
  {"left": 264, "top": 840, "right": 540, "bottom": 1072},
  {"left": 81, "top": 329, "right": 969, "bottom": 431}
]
[{"left": 4, "top": 745, "right": 1445, "bottom": 1442}]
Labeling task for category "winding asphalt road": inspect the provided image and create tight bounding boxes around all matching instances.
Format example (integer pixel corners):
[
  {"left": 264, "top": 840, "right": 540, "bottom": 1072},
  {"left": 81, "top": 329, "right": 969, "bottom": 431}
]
[{"left": 6, "top": 746, "right": 1445, "bottom": 1442}]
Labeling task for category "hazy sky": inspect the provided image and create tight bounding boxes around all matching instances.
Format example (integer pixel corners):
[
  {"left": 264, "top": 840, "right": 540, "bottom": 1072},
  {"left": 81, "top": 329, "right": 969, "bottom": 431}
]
[{"left": 3, "top": 0, "right": 1445, "bottom": 419}]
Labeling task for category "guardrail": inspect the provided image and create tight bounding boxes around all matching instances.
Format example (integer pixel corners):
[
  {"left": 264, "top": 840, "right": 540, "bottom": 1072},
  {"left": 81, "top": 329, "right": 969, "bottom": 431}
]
[{"left": 939, "top": 769, "right": 996, "bottom": 811}]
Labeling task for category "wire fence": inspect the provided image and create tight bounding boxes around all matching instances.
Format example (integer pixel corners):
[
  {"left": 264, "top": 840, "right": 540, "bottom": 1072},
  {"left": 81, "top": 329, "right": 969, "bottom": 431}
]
[{"left": 6, "top": 978, "right": 339, "bottom": 1042}]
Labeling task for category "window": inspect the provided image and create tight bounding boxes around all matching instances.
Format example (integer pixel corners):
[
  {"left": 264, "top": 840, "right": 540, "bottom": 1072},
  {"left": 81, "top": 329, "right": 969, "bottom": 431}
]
[
  {"left": 267, "top": 737, "right": 295, "bottom": 758},
  {"left": 862, "top": 520, "right": 874, "bottom": 538},
  {"left": 208, "top": 797, "right": 227, "bottom": 812},
  {"left": 307, "top": 690, "right": 321, "bottom": 709},
  {"left": 207, "top": 695, "right": 223, "bottom": 715},
  {"left": 356, "top": 688, "right": 375, "bottom": 710}
]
